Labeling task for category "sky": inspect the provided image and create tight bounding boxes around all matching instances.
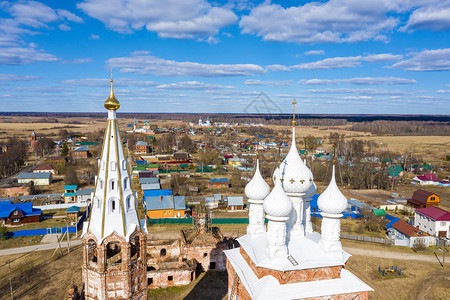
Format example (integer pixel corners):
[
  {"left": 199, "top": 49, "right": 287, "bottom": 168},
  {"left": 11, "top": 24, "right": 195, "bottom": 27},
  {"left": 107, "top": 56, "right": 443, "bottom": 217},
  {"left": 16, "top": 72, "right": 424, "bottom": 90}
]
[{"left": 0, "top": 0, "right": 449, "bottom": 115}]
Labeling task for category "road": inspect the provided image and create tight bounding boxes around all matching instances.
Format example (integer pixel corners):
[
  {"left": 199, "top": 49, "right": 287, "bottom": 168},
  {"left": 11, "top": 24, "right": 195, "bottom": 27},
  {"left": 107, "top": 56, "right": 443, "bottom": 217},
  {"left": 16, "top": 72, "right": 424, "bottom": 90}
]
[
  {"left": 343, "top": 246, "right": 437, "bottom": 262},
  {"left": 0, "top": 239, "right": 82, "bottom": 256}
]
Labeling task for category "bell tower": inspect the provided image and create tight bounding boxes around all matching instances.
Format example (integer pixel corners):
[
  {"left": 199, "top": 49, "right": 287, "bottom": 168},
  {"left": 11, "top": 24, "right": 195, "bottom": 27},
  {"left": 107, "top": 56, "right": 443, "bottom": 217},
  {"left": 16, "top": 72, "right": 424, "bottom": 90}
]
[{"left": 82, "top": 73, "right": 147, "bottom": 300}]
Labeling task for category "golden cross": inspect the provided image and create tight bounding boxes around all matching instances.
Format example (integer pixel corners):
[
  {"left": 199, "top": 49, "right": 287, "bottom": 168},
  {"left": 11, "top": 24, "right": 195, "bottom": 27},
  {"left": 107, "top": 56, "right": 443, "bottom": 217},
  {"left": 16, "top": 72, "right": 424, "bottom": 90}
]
[
  {"left": 292, "top": 98, "right": 297, "bottom": 126},
  {"left": 309, "top": 178, "right": 313, "bottom": 182},
  {"left": 299, "top": 179, "right": 305, "bottom": 184},
  {"left": 289, "top": 178, "right": 295, "bottom": 184}
]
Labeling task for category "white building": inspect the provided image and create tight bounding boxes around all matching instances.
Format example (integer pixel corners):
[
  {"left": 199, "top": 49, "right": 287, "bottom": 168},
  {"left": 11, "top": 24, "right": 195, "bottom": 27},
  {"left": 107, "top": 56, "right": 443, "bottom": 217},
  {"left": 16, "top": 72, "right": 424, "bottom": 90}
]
[
  {"left": 225, "top": 115, "right": 372, "bottom": 299},
  {"left": 414, "top": 206, "right": 450, "bottom": 238},
  {"left": 388, "top": 219, "right": 435, "bottom": 247}
]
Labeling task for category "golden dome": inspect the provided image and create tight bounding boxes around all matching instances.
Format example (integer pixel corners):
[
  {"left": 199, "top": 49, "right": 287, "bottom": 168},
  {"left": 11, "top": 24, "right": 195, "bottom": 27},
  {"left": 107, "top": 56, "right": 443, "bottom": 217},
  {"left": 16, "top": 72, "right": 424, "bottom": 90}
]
[{"left": 104, "top": 73, "right": 120, "bottom": 110}]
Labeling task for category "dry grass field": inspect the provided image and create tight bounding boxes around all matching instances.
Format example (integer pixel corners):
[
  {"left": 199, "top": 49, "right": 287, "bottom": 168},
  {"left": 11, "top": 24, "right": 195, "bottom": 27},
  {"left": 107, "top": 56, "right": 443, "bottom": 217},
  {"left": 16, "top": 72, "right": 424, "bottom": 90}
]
[{"left": 0, "top": 246, "right": 82, "bottom": 300}]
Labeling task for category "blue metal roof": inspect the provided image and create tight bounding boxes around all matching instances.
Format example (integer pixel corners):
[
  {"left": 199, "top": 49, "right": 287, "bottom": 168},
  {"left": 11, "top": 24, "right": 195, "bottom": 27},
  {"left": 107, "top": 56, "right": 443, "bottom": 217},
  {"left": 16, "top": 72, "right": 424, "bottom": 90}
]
[
  {"left": 210, "top": 178, "right": 229, "bottom": 183},
  {"left": 0, "top": 202, "right": 41, "bottom": 218},
  {"left": 135, "top": 141, "right": 148, "bottom": 146},
  {"left": 174, "top": 196, "right": 186, "bottom": 210},
  {"left": 64, "top": 185, "right": 78, "bottom": 190},
  {"left": 145, "top": 195, "right": 186, "bottom": 211},
  {"left": 18, "top": 172, "right": 52, "bottom": 179},
  {"left": 65, "top": 206, "right": 81, "bottom": 213},
  {"left": 143, "top": 189, "right": 172, "bottom": 198}
]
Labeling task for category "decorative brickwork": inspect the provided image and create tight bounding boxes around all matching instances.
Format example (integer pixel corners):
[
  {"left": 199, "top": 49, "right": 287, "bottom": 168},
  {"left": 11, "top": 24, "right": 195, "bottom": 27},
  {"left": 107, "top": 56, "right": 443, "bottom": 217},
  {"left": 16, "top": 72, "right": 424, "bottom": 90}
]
[
  {"left": 82, "top": 229, "right": 147, "bottom": 300},
  {"left": 239, "top": 247, "right": 341, "bottom": 284},
  {"left": 226, "top": 258, "right": 252, "bottom": 300}
]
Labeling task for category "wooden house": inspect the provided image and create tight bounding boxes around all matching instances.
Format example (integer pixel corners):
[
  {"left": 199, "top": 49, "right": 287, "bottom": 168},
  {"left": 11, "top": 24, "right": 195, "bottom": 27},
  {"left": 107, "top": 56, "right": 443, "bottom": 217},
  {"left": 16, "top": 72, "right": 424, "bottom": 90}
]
[
  {"left": 0, "top": 201, "right": 41, "bottom": 225},
  {"left": 209, "top": 178, "right": 229, "bottom": 189},
  {"left": 71, "top": 146, "right": 89, "bottom": 159},
  {"left": 407, "top": 189, "right": 440, "bottom": 209}
]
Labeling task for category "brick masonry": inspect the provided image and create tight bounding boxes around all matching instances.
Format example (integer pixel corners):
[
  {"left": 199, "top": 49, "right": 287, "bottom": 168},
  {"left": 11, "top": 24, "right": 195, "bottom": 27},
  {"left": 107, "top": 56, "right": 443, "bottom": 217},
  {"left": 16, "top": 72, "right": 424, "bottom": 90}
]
[{"left": 82, "top": 229, "right": 147, "bottom": 300}]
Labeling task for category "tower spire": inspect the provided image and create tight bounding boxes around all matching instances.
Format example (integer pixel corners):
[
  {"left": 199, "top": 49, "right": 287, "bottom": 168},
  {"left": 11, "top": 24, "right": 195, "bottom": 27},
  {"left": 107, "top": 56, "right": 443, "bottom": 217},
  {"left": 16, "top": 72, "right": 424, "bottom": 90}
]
[
  {"left": 104, "top": 69, "right": 120, "bottom": 111},
  {"left": 292, "top": 98, "right": 297, "bottom": 127}
]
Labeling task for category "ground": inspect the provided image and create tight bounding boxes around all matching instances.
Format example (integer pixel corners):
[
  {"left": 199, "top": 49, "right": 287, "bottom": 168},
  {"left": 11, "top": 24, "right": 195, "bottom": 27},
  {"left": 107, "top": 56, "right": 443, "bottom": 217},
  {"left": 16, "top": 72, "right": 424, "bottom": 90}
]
[{"left": 0, "top": 245, "right": 82, "bottom": 300}]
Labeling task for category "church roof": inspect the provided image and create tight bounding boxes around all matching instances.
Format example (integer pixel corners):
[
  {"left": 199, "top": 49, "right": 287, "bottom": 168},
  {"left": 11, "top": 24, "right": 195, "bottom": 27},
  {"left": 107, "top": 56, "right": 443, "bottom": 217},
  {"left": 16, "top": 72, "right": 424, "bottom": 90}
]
[
  {"left": 318, "top": 166, "right": 347, "bottom": 215},
  {"left": 245, "top": 159, "right": 270, "bottom": 201},
  {"left": 225, "top": 246, "right": 372, "bottom": 300}
]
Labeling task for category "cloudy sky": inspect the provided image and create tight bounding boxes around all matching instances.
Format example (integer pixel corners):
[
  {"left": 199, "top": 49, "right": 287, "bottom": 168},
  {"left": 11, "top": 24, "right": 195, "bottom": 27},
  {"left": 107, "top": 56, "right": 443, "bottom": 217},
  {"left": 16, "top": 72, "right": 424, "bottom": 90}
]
[{"left": 1, "top": 0, "right": 449, "bottom": 114}]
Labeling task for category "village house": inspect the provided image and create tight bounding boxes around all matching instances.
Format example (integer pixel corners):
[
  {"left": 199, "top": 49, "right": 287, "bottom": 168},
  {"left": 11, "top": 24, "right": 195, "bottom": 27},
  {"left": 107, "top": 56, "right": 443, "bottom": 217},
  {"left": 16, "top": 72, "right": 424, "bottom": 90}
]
[
  {"left": 414, "top": 206, "right": 450, "bottom": 238},
  {"left": 65, "top": 206, "right": 81, "bottom": 219},
  {"left": 412, "top": 173, "right": 450, "bottom": 186},
  {"left": 64, "top": 185, "right": 77, "bottom": 203},
  {"left": 388, "top": 219, "right": 435, "bottom": 247},
  {"left": 45, "top": 155, "right": 67, "bottom": 165},
  {"left": 76, "top": 188, "right": 94, "bottom": 203},
  {"left": 0, "top": 201, "right": 41, "bottom": 225},
  {"left": 407, "top": 189, "right": 440, "bottom": 209},
  {"left": 208, "top": 178, "right": 229, "bottom": 189},
  {"left": 227, "top": 196, "right": 244, "bottom": 211},
  {"left": 145, "top": 195, "right": 189, "bottom": 219},
  {"left": 173, "top": 151, "right": 189, "bottom": 161},
  {"left": 135, "top": 141, "right": 150, "bottom": 154},
  {"left": 71, "top": 146, "right": 89, "bottom": 159},
  {"left": 18, "top": 172, "right": 52, "bottom": 186},
  {"left": 33, "top": 164, "right": 57, "bottom": 175}
]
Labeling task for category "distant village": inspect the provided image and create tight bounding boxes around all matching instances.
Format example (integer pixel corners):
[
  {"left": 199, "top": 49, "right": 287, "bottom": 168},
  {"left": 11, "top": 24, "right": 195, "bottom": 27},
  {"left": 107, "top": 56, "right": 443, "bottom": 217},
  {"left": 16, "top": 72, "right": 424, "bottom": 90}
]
[{"left": 0, "top": 111, "right": 449, "bottom": 299}]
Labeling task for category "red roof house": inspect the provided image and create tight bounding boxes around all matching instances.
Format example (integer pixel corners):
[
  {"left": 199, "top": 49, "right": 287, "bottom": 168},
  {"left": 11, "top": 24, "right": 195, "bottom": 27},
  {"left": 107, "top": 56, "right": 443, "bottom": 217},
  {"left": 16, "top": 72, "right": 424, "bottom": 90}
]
[{"left": 414, "top": 206, "right": 450, "bottom": 238}]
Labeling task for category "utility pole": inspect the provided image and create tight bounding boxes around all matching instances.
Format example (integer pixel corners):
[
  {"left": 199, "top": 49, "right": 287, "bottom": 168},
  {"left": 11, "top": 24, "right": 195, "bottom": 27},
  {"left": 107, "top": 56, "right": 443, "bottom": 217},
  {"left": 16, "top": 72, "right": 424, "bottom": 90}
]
[
  {"left": 8, "top": 259, "right": 13, "bottom": 300},
  {"left": 66, "top": 220, "right": 70, "bottom": 253}
]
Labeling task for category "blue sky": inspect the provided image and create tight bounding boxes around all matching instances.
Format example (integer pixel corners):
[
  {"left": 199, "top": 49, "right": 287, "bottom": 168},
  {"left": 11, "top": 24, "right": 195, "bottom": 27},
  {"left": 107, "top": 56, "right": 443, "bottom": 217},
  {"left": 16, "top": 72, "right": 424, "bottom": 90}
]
[{"left": 0, "top": 0, "right": 449, "bottom": 114}]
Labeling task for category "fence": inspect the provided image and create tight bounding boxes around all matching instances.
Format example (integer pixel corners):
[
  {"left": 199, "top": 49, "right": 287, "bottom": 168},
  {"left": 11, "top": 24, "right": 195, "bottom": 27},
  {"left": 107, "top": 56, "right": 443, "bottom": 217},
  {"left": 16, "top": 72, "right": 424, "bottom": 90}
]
[
  {"left": 0, "top": 193, "right": 61, "bottom": 202},
  {"left": 340, "top": 233, "right": 394, "bottom": 245},
  {"left": 35, "top": 202, "right": 88, "bottom": 211},
  {"left": 6, "top": 205, "right": 90, "bottom": 238},
  {"left": 147, "top": 218, "right": 261, "bottom": 225}
]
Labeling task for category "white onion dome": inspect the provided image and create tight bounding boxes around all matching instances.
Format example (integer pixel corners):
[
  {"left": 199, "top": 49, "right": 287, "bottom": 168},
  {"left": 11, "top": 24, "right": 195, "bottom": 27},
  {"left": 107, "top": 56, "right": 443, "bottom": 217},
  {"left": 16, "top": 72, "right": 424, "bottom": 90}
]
[
  {"left": 245, "top": 159, "right": 270, "bottom": 201},
  {"left": 281, "top": 127, "right": 313, "bottom": 194},
  {"left": 272, "top": 165, "right": 281, "bottom": 184},
  {"left": 264, "top": 176, "right": 293, "bottom": 218},
  {"left": 304, "top": 181, "right": 317, "bottom": 199},
  {"left": 317, "top": 166, "right": 347, "bottom": 214}
]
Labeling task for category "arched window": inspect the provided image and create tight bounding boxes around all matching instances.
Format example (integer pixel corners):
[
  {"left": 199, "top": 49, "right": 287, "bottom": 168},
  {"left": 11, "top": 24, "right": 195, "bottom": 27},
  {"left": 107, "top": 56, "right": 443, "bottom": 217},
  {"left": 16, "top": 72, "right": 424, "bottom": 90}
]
[
  {"left": 160, "top": 249, "right": 166, "bottom": 257},
  {"left": 109, "top": 180, "right": 117, "bottom": 191},
  {"left": 124, "top": 177, "right": 129, "bottom": 190},
  {"left": 122, "top": 160, "right": 127, "bottom": 170},
  {"left": 111, "top": 162, "right": 116, "bottom": 171},
  {"left": 96, "top": 198, "right": 100, "bottom": 210},
  {"left": 99, "top": 179, "right": 103, "bottom": 190},
  {"left": 87, "top": 239, "right": 97, "bottom": 263},
  {"left": 106, "top": 241, "right": 121, "bottom": 266},
  {"left": 130, "top": 233, "right": 140, "bottom": 261},
  {"left": 101, "top": 161, "right": 105, "bottom": 170},
  {"left": 126, "top": 195, "right": 132, "bottom": 211},
  {"left": 109, "top": 198, "right": 119, "bottom": 214}
]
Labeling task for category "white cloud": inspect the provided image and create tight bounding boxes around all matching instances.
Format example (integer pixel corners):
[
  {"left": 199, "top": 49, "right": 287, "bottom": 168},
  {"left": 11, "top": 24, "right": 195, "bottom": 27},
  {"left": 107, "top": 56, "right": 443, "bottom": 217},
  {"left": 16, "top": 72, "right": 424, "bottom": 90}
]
[
  {"left": 401, "top": 2, "right": 450, "bottom": 32},
  {"left": 56, "top": 9, "right": 84, "bottom": 23},
  {"left": 239, "top": 1, "right": 448, "bottom": 44},
  {"left": 265, "top": 64, "right": 290, "bottom": 71},
  {"left": 299, "top": 77, "right": 417, "bottom": 85},
  {"left": 363, "top": 53, "right": 403, "bottom": 62},
  {"left": 390, "top": 48, "right": 450, "bottom": 71},
  {"left": 0, "top": 74, "right": 41, "bottom": 81},
  {"left": 304, "top": 50, "right": 324, "bottom": 56},
  {"left": 131, "top": 50, "right": 151, "bottom": 56},
  {"left": 244, "top": 79, "right": 292, "bottom": 86},
  {"left": 63, "top": 58, "right": 94, "bottom": 64},
  {"left": 0, "top": 47, "right": 59, "bottom": 65},
  {"left": 157, "top": 81, "right": 234, "bottom": 89},
  {"left": 89, "top": 34, "right": 100, "bottom": 40},
  {"left": 62, "top": 78, "right": 157, "bottom": 87},
  {"left": 436, "top": 89, "right": 450, "bottom": 93},
  {"left": 107, "top": 53, "right": 266, "bottom": 77},
  {"left": 58, "top": 24, "right": 71, "bottom": 31},
  {"left": 303, "top": 88, "right": 412, "bottom": 96},
  {"left": 292, "top": 56, "right": 361, "bottom": 70},
  {"left": 77, "top": 0, "right": 237, "bottom": 40}
]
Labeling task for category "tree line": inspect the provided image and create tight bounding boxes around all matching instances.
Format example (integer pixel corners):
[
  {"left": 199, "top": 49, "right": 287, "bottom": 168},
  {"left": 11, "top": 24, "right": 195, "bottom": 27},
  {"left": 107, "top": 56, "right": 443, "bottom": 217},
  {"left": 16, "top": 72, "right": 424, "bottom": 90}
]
[{"left": 351, "top": 121, "right": 450, "bottom": 136}]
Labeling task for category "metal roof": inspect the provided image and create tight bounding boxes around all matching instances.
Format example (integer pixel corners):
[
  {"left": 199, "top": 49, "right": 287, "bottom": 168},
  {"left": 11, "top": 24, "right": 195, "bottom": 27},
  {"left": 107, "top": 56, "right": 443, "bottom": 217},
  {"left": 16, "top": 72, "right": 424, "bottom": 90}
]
[
  {"left": 139, "top": 177, "right": 159, "bottom": 184},
  {"left": 228, "top": 196, "right": 244, "bottom": 206},
  {"left": 76, "top": 188, "right": 94, "bottom": 196},
  {"left": 18, "top": 172, "right": 52, "bottom": 179},
  {"left": 141, "top": 183, "right": 160, "bottom": 190}
]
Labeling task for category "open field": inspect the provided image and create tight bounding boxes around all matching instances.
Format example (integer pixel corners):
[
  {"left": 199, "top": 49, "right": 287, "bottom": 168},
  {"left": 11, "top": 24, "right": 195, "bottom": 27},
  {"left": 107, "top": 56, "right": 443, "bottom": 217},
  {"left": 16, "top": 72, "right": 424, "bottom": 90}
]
[{"left": 0, "top": 246, "right": 82, "bottom": 300}]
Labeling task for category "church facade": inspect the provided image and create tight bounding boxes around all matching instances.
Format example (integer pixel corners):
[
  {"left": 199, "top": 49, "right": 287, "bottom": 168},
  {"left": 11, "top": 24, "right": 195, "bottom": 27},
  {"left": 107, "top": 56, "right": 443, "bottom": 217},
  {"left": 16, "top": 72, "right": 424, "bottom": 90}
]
[
  {"left": 225, "top": 107, "right": 373, "bottom": 300},
  {"left": 81, "top": 75, "right": 148, "bottom": 300}
]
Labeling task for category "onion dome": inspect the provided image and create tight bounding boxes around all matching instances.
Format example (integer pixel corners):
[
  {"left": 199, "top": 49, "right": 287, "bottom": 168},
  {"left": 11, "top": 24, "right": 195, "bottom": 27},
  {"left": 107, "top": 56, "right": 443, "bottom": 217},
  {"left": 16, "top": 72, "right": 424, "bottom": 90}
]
[
  {"left": 104, "top": 73, "right": 120, "bottom": 110},
  {"left": 318, "top": 166, "right": 347, "bottom": 214},
  {"left": 245, "top": 159, "right": 270, "bottom": 201},
  {"left": 304, "top": 181, "right": 317, "bottom": 199},
  {"left": 264, "top": 176, "right": 293, "bottom": 218},
  {"left": 281, "top": 127, "right": 313, "bottom": 194},
  {"left": 272, "top": 165, "right": 281, "bottom": 184}
]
